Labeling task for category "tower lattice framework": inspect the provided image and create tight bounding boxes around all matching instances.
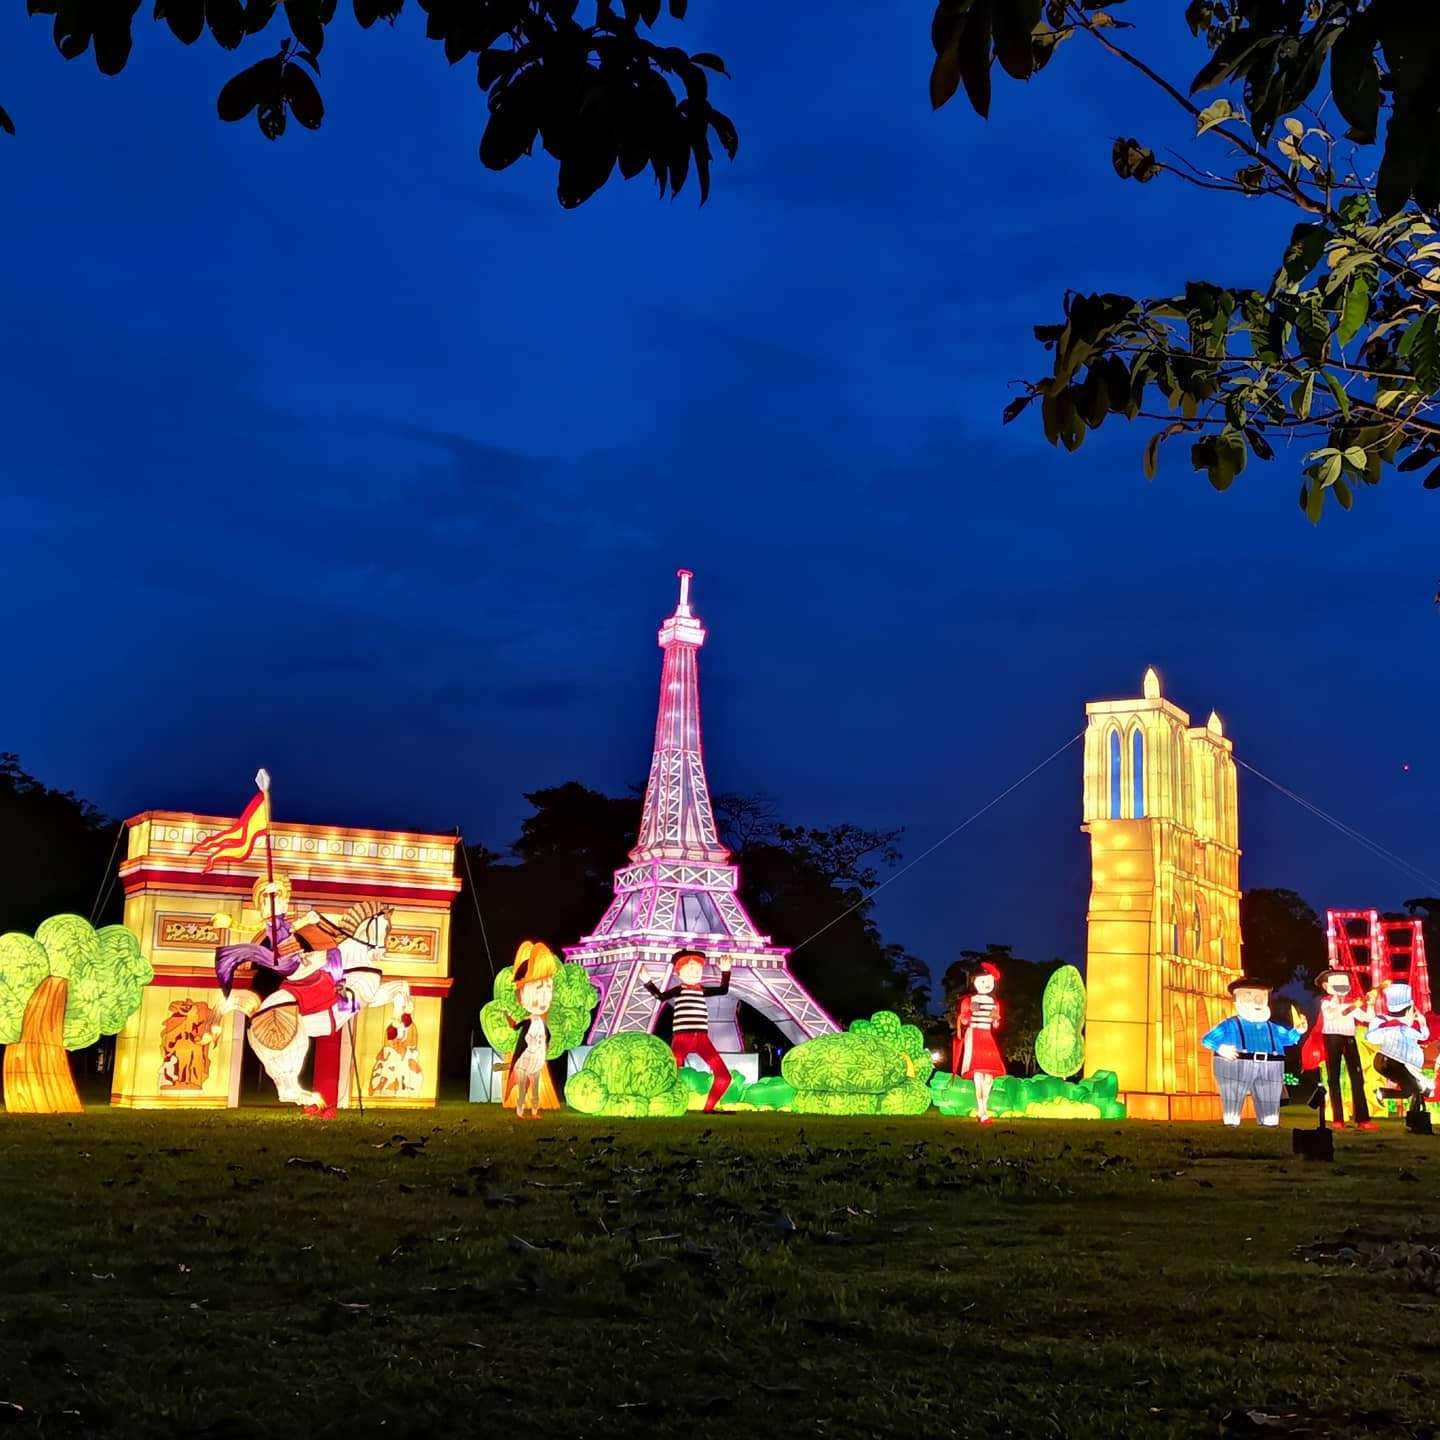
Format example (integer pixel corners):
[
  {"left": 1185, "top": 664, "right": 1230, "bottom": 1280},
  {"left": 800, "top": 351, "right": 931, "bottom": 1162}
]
[{"left": 567, "top": 571, "right": 837, "bottom": 1049}]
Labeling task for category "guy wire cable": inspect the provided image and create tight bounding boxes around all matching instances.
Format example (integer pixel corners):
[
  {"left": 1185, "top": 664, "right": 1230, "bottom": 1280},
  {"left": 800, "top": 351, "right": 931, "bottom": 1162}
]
[{"left": 789, "top": 731, "right": 1085, "bottom": 956}]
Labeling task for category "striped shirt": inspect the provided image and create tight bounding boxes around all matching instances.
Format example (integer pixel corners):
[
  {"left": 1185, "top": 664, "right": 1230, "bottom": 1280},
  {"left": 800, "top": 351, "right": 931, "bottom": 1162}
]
[
  {"left": 962, "top": 994, "right": 998, "bottom": 1030},
  {"left": 647, "top": 970, "right": 731, "bottom": 1033}
]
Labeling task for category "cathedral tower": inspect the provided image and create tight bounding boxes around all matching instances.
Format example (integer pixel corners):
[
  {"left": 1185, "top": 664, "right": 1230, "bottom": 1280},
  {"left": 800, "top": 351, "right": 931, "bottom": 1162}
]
[{"left": 1081, "top": 668, "right": 1242, "bottom": 1120}]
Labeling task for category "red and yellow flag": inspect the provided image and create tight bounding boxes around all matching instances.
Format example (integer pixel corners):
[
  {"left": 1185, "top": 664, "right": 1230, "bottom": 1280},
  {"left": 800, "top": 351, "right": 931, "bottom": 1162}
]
[{"left": 190, "top": 789, "right": 269, "bottom": 873}]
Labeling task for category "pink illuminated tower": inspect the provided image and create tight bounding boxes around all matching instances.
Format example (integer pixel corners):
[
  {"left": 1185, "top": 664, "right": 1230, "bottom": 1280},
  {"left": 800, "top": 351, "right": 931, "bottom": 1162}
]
[{"left": 567, "top": 570, "right": 837, "bottom": 1050}]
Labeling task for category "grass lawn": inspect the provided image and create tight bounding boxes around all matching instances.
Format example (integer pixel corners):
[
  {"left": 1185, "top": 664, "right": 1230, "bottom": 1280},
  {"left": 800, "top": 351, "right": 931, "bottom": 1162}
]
[{"left": 1, "top": 1104, "right": 1438, "bottom": 1439}]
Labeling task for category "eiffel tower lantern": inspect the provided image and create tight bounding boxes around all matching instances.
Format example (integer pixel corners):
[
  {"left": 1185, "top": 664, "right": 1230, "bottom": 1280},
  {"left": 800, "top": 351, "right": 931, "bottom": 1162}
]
[{"left": 567, "top": 570, "right": 837, "bottom": 1056}]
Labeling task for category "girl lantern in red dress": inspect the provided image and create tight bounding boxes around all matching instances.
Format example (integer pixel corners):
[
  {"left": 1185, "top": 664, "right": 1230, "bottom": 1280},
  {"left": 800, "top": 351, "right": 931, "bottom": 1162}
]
[{"left": 953, "top": 961, "right": 1006, "bottom": 1125}]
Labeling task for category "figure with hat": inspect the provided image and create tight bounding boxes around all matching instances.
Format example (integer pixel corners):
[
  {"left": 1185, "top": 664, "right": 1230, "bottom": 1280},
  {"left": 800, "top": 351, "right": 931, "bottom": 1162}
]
[
  {"left": 1365, "top": 983, "right": 1433, "bottom": 1123},
  {"left": 213, "top": 874, "right": 362, "bottom": 1117},
  {"left": 643, "top": 949, "right": 734, "bottom": 1112},
  {"left": 953, "top": 961, "right": 1006, "bottom": 1126},
  {"left": 1201, "top": 976, "right": 1308, "bottom": 1127},
  {"left": 505, "top": 941, "right": 562, "bottom": 1119},
  {"left": 1301, "top": 969, "right": 1378, "bottom": 1130}
]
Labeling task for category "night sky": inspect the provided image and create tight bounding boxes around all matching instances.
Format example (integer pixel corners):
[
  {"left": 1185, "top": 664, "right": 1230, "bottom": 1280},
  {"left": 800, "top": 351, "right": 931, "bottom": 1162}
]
[{"left": 2, "top": 5, "right": 1436, "bottom": 984}]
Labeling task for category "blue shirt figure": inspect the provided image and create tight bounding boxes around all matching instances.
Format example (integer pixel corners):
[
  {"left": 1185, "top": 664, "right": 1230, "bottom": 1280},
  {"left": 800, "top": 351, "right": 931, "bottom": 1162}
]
[
  {"left": 1201, "top": 1016, "right": 1304, "bottom": 1055},
  {"left": 1205, "top": 977, "right": 1311, "bottom": 1128}
]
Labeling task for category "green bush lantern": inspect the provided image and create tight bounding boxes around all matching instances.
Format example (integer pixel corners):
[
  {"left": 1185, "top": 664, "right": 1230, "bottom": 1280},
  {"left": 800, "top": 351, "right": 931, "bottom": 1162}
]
[
  {"left": 565, "top": 1032, "right": 690, "bottom": 1116},
  {"left": 1035, "top": 964, "right": 1087, "bottom": 1079}
]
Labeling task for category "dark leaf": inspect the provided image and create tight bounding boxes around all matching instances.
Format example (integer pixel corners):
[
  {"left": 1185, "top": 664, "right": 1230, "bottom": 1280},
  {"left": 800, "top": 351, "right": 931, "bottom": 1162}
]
[
  {"left": 478, "top": 69, "right": 544, "bottom": 171},
  {"left": 477, "top": 48, "right": 519, "bottom": 91},
  {"left": 1143, "top": 422, "right": 1187, "bottom": 479},
  {"left": 1281, "top": 222, "right": 1329, "bottom": 285},
  {"left": 352, "top": 0, "right": 404, "bottom": 26},
  {"left": 1423, "top": 463, "right": 1440, "bottom": 491},
  {"left": 93, "top": 9, "right": 140, "bottom": 75},
  {"left": 1399, "top": 312, "right": 1440, "bottom": 395},
  {"left": 1112, "top": 137, "right": 1160, "bottom": 182},
  {"left": 930, "top": 34, "right": 961, "bottom": 110},
  {"left": 1397, "top": 448, "right": 1438, "bottom": 473},
  {"left": 1242, "top": 426, "right": 1274, "bottom": 462},
  {"left": 691, "top": 52, "right": 727, "bottom": 75},
  {"left": 708, "top": 107, "right": 737, "bottom": 159},
  {"left": 992, "top": 0, "right": 1041, "bottom": 81},
  {"left": 0, "top": 103, "right": 13, "bottom": 136},
  {"left": 159, "top": 0, "right": 206, "bottom": 44},
  {"left": 558, "top": 131, "right": 618, "bottom": 208},
  {"left": 284, "top": 0, "right": 325, "bottom": 55},
  {"left": 668, "top": 0, "right": 686, "bottom": 16},
  {"left": 53, "top": 13, "right": 92, "bottom": 61},
  {"left": 206, "top": 0, "right": 247, "bottom": 49},
  {"left": 284, "top": 61, "right": 324, "bottom": 129},
  {"left": 1001, "top": 393, "right": 1036, "bottom": 425},
  {"left": 956, "top": 0, "right": 993, "bottom": 120},
  {"left": 216, "top": 60, "right": 265, "bottom": 121},
  {"left": 1329, "top": 17, "right": 1379, "bottom": 144},
  {"left": 1191, "top": 429, "right": 1247, "bottom": 491},
  {"left": 1377, "top": 110, "right": 1425, "bottom": 218}
]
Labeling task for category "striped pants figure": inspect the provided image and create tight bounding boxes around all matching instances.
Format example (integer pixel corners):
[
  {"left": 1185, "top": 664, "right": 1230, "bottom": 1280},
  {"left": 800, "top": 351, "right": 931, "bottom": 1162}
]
[{"left": 1213, "top": 1055, "right": 1285, "bottom": 1127}]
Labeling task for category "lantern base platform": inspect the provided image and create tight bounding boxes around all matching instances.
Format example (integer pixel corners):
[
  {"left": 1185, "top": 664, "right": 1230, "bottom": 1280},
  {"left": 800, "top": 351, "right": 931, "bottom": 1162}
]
[{"left": 1122, "top": 1091, "right": 1242, "bottom": 1122}]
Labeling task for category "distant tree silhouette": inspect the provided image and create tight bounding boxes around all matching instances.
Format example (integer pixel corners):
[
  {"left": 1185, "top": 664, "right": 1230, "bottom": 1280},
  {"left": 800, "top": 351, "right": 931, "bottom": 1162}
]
[
  {"left": 3, "top": 1, "right": 737, "bottom": 209},
  {"left": 1240, "top": 888, "right": 1327, "bottom": 991},
  {"left": 0, "top": 755, "right": 124, "bottom": 936}
]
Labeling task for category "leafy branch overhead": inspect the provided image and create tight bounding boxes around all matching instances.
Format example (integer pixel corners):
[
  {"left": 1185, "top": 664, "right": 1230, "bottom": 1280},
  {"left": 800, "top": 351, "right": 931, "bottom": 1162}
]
[
  {"left": 930, "top": 0, "right": 1440, "bottom": 524},
  {"left": 9, "top": 0, "right": 738, "bottom": 208}
]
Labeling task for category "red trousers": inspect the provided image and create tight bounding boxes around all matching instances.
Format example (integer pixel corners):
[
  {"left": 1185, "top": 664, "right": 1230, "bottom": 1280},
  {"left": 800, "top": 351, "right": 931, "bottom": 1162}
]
[
  {"left": 673, "top": 1031, "right": 730, "bottom": 1111},
  {"left": 312, "top": 1032, "right": 343, "bottom": 1110}
]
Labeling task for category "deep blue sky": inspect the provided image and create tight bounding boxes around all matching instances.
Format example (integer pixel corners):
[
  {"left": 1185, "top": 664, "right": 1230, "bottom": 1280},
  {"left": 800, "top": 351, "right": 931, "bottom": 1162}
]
[{"left": 2, "top": 5, "right": 1436, "bottom": 983}]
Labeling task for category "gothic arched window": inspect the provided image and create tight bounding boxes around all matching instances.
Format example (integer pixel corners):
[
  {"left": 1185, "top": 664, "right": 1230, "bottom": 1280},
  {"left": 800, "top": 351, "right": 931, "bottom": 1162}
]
[
  {"left": 1132, "top": 728, "right": 1146, "bottom": 819},
  {"left": 1109, "top": 728, "right": 1123, "bottom": 819}
]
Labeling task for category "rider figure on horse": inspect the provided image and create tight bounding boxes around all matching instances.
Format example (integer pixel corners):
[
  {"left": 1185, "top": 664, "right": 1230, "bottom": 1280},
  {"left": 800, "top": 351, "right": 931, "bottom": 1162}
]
[{"left": 215, "top": 875, "right": 360, "bottom": 1117}]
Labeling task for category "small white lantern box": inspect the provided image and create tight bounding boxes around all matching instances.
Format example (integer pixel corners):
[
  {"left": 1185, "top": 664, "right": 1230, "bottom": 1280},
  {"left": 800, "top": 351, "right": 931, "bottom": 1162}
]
[{"left": 469, "top": 1047, "right": 508, "bottom": 1104}]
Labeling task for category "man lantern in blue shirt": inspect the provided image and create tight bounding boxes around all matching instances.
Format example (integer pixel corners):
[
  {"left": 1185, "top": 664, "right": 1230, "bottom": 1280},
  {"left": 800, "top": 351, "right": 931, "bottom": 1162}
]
[{"left": 1201, "top": 976, "right": 1309, "bottom": 1127}]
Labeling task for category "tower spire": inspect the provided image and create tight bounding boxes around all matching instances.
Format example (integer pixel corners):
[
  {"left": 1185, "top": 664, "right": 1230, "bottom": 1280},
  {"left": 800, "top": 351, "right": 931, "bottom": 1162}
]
[{"left": 632, "top": 569, "right": 728, "bottom": 864}]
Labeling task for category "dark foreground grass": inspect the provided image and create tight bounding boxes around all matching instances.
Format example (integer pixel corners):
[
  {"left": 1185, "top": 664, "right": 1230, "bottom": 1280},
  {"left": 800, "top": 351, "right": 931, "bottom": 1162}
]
[{"left": 1, "top": 1107, "right": 1438, "bottom": 1439}]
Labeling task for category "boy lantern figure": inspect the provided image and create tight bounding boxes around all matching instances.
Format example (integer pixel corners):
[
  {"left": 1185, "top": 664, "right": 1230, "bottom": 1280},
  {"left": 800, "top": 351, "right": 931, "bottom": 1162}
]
[
  {"left": 1366, "top": 982, "right": 1433, "bottom": 1124},
  {"left": 1201, "top": 977, "right": 1308, "bottom": 1127},
  {"left": 953, "top": 961, "right": 1006, "bottom": 1125},
  {"left": 506, "top": 942, "right": 562, "bottom": 1119},
  {"left": 644, "top": 950, "right": 733, "bottom": 1112},
  {"left": 1302, "top": 969, "right": 1377, "bottom": 1130}
]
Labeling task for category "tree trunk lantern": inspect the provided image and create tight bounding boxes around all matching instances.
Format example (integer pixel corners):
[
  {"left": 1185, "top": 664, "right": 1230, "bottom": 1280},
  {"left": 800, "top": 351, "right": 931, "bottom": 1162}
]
[{"left": 3, "top": 975, "right": 83, "bottom": 1114}]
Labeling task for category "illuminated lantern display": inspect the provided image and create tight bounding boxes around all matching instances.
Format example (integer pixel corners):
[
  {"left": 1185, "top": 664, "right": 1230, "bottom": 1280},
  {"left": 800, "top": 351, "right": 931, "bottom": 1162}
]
[
  {"left": 782, "top": 1011, "right": 933, "bottom": 1115},
  {"left": 1035, "top": 965, "right": 1088, "bottom": 1079},
  {"left": 109, "top": 806, "right": 460, "bottom": 1109},
  {"left": 1326, "top": 910, "right": 1432, "bottom": 1015},
  {"left": 566, "top": 1032, "right": 692, "bottom": 1117},
  {"left": 1081, "top": 668, "right": 1242, "bottom": 1120},
  {"left": 1365, "top": 982, "right": 1435, "bottom": 1127},
  {"left": 0, "top": 916, "right": 152, "bottom": 1113},
  {"left": 1324, "top": 911, "right": 1433, "bottom": 1118},
  {"left": 644, "top": 949, "right": 736, "bottom": 1111},
  {"left": 1302, "top": 969, "right": 1377, "bottom": 1129},
  {"left": 1200, "top": 976, "right": 1307, "bottom": 1127},
  {"left": 954, "top": 962, "right": 1005, "bottom": 1124},
  {"left": 479, "top": 941, "right": 599, "bottom": 1117},
  {"left": 566, "top": 570, "right": 838, "bottom": 1073}
]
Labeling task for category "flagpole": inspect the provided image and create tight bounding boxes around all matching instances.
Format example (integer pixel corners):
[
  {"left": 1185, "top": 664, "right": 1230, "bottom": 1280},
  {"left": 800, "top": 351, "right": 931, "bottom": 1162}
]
[{"left": 256, "top": 768, "right": 279, "bottom": 956}]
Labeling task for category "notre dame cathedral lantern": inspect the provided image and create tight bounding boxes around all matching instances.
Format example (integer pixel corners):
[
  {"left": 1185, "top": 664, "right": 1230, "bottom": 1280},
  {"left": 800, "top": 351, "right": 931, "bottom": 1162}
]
[{"left": 1081, "top": 668, "right": 1243, "bottom": 1121}]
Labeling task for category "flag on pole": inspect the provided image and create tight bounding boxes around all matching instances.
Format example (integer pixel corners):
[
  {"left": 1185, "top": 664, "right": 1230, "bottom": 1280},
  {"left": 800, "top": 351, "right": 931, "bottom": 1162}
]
[{"left": 190, "top": 785, "right": 270, "bottom": 873}]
